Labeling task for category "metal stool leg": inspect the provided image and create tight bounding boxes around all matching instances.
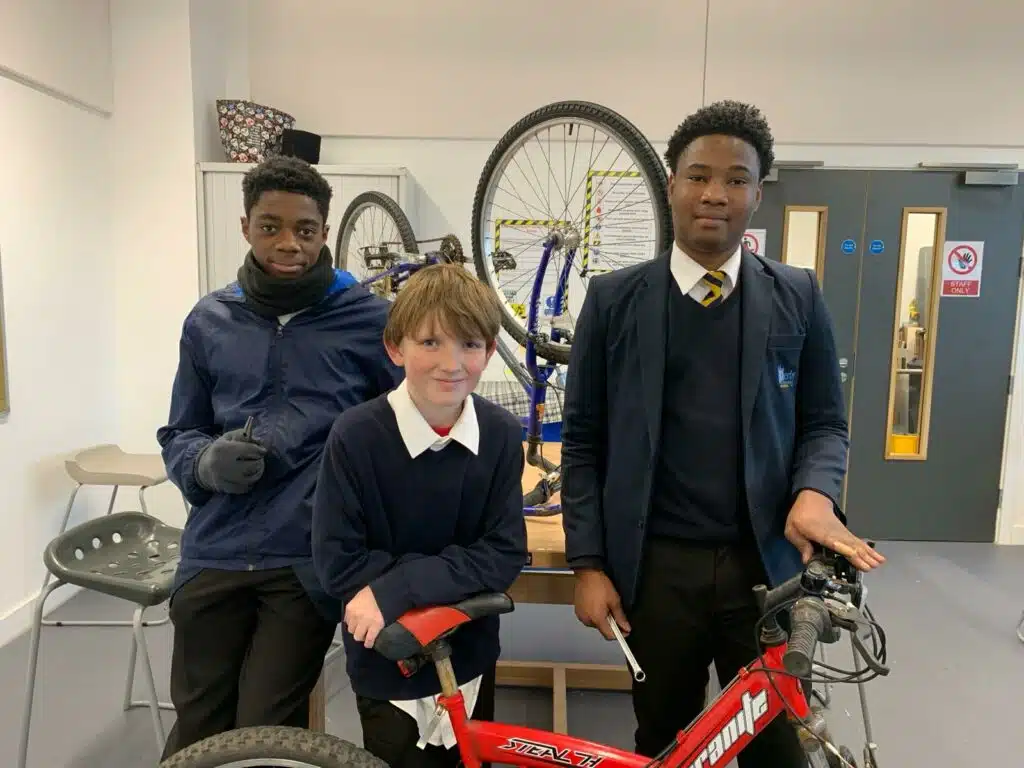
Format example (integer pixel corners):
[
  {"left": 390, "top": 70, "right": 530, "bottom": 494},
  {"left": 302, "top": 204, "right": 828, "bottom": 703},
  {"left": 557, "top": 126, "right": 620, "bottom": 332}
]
[
  {"left": 129, "top": 606, "right": 168, "bottom": 753},
  {"left": 18, "top": 579, "right": 64, "bottom": 768},
  {"left": 121, "top": 606, "right": 175, "bottom": 714},
  {"left": 1017, "top": 610, "right": 1024, "bottom": 643}
]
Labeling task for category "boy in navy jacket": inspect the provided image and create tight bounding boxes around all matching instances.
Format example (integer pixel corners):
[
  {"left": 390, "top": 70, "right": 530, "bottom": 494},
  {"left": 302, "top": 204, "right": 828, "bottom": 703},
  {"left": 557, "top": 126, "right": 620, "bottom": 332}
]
[
  {"left": 313, "top": 263, "right": 528, "bottom": 768},
  {"left": 156, "top": 157, "right": 402, "bottom": 758}
]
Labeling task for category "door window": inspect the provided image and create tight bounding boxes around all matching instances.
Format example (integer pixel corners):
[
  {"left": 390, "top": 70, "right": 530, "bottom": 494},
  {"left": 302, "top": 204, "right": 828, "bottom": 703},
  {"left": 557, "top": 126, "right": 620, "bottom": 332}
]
[
  {"left": 884, "top": 207, "right": 947, "bottom": 460},
  {"left": 781, "top": 206, "right": 827, "bottom": 284}
]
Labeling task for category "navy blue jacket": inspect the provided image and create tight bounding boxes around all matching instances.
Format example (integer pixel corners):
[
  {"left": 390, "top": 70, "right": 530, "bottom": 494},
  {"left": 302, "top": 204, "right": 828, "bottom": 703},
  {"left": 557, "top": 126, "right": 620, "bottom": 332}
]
[
  {"left": 561, "top": 250, "right": 849, "bottom": 608},
  {"left": 157, "top": 270, "right": 403, "bottom": 616}
]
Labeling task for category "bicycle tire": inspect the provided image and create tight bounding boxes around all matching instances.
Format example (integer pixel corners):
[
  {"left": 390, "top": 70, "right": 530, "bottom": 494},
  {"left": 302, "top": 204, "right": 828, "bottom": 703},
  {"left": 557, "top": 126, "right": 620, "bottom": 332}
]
[
  {"left": 471, "top": 100, "right": 673, "bottom": 365},
  {"left": 335, "top": 190, "right": 419, "bottom": 272},
  {"left": 159, "top": 726, "right": 388, "bottom": 768}
]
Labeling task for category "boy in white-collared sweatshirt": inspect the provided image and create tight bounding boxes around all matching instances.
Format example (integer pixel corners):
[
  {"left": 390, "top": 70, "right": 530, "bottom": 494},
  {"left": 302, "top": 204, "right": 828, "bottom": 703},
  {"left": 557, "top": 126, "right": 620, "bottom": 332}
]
[{"left": 312, "top": 264, "right": 528, "bottom": 768}]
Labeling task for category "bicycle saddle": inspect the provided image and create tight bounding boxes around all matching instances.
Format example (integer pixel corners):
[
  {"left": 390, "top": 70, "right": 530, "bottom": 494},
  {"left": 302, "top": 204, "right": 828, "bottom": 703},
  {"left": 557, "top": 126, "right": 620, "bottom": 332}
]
[{"left": 374, "top": 592, "right": 514, "bottom": 662}]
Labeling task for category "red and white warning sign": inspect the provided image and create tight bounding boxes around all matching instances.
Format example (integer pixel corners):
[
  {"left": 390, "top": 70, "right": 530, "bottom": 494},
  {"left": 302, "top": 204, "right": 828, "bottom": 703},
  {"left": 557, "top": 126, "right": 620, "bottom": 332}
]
[
  {"left": 742, "top": 228, "right": 766, "bottom": 257},
  {"left": 941, "top": 241, "right": 984, "bottom": 297}
]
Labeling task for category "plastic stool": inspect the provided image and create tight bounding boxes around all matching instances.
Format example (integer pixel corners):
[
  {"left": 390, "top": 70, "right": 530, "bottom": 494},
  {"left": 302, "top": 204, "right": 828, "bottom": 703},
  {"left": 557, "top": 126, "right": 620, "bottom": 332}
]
[
  {"left": 42, "top": 444, "right": 187, "bottom": 631},
  {"left": 19, "top": 511, "right": 182, "bottom": 767}
]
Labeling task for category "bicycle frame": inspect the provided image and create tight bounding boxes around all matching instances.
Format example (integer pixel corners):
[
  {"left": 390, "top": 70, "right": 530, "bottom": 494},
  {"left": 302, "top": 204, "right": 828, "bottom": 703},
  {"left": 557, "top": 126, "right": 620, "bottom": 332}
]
[{"left": 436, "top": 641, "right": 809, "bottom": 768}]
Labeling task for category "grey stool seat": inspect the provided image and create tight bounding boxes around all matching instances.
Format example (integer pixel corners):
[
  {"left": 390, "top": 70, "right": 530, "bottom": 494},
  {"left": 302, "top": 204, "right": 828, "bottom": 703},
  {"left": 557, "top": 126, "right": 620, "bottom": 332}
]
[
  {"left": 43, "top": 444, "right": 190, "bottom": 630},
  {"left": 19, "top": 512, "right": 183, "bottom": 767},
  {"left": 45, "top": 511, "right": 181, "bottom": 604}
]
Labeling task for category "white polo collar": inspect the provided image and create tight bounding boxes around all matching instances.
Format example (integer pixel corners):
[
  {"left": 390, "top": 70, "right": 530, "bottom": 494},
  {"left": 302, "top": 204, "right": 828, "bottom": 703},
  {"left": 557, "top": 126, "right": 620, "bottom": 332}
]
[
  {"left": 386, "top": 379, "right": 480, "bottom": 458},
  {"left": 670, "top": 242, "right": 743, "bottom": 295}
]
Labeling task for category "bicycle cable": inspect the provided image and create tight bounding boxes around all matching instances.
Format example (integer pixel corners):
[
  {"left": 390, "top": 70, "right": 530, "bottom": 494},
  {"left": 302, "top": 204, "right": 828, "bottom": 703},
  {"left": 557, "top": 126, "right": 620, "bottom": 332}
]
[{"left": 750, "top": 597, "right": 887, "bottom": 766}]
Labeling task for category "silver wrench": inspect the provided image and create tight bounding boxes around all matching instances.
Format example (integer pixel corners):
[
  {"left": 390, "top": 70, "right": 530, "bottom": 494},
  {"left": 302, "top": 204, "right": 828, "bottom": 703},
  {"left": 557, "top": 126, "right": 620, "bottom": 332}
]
[{"left": 607, "top": 616, "right": 645, "bottom": 682}]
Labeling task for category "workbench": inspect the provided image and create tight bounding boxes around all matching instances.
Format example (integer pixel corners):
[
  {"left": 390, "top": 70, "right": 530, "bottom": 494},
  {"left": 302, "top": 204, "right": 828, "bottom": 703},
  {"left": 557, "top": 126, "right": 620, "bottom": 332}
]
[{"left": 308, "top": 442, "right": 633, "bottom": 733}]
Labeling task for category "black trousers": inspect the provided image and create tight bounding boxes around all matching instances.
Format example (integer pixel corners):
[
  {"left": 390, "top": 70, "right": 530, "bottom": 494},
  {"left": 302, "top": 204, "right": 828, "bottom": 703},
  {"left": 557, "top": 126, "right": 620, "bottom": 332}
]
[
  {"left": 160, "top": 567, "right": 337, "bottom": 760},
  {"left": 355, "top": 664, "right": 497, "bottom": 768},
  {"left": 627, "top": 537, "right": 808, "bottom": 767}
]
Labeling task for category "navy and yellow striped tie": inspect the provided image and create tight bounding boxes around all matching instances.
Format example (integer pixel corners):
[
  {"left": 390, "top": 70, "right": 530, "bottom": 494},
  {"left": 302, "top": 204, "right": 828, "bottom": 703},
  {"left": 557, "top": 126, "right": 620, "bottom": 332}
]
[{"left": 700, "top": 271, "right": 727, "bottom": 307}]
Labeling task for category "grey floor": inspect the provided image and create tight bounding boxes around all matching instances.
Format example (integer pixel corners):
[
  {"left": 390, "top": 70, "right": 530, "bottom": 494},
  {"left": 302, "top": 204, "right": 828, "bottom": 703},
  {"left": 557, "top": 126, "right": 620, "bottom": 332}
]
[{"left": 1, "top": 541, "right": 1022, "bottom": 767}]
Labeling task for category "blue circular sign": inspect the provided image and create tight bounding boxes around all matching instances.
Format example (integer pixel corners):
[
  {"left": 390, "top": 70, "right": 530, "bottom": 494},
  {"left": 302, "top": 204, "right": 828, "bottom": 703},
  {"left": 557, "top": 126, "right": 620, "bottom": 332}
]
[
  {"left": 841, "top": 239, "right": 857, "bottom": 254},
  {"left": 869, "top": 239, "right": 885, "bottom": 254}
]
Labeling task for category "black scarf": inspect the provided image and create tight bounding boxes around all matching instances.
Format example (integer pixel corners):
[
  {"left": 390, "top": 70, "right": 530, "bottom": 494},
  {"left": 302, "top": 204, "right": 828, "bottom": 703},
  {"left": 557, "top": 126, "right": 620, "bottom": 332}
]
[{"left": 237, "top": 245, "right": 334, "bottom": 318}]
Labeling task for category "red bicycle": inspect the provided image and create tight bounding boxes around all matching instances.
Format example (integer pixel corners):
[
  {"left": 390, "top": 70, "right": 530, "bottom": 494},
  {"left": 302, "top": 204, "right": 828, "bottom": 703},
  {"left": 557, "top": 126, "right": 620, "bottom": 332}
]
[{"left": 160, "top": 549, "right": 887, "bottom": 768}]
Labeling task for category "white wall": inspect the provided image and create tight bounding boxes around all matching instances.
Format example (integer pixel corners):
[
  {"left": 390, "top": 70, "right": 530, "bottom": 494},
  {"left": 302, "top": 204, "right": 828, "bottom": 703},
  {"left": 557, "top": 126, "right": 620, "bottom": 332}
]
[
  {"left": 189, "top": 0, "right": 251, "bottom": 161},
  {"left": 0, "top": 0, "right": 116, "bottom": 646},
  {"left": 109, "top": 0, "right": 201, "bottom": 531},
  {"left": 248, "top": 0, "right": 1024, "bottom": 148},
  {"left": 0, "top": 0, "right": 112, "bottom": 113}
]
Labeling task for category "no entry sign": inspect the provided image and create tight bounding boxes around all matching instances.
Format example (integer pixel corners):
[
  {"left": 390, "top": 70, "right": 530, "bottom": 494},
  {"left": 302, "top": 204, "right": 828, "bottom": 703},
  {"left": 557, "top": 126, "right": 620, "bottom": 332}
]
[
  {"left": 941, "top": 241, "right": 984, "bottom": 297},
  {"left": 742, "top": 229, "right": 766, "bottom": 257}
]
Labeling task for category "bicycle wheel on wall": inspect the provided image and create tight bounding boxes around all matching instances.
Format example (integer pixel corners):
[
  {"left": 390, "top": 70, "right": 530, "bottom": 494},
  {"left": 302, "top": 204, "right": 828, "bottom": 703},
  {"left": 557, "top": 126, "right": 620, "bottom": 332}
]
[
  {"left": 472, "top": 100, "right": 673, "bottom": 365},
  {"left": 335, "top": 191, "right": 419, "bottom": 297}
]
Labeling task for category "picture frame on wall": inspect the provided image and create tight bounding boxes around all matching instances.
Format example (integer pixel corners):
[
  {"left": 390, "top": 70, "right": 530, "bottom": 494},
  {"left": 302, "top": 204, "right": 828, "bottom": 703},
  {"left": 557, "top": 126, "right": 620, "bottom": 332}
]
[{"left": 0, "top": 247, "right": 9, "bottom": 414}]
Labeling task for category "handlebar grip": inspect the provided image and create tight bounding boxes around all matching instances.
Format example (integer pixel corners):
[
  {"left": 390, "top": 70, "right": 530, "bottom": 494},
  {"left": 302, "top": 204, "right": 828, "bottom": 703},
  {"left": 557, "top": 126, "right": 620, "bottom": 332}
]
[{"left": 783, "top": 598, "right": 830, "bottom": 679}]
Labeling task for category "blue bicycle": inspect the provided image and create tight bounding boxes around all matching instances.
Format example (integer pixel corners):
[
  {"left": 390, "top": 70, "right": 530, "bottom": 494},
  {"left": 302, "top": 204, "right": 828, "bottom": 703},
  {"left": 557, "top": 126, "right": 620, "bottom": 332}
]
[
  {"left": 335, "top": 199, "right": 561, "bottom": 512},
  {"left": 336, "top": 101, "right": 674, "bottom": 513}
]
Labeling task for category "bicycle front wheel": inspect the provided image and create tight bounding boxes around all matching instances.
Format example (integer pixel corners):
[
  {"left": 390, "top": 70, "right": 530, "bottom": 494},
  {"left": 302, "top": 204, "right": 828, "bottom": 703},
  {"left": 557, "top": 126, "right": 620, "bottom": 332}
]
[
  {"left": 472, "top": 100, "right": 672, "bottom": 364},
  {"left": 159, "top": 726, "right": 388, "bottom": 768}
]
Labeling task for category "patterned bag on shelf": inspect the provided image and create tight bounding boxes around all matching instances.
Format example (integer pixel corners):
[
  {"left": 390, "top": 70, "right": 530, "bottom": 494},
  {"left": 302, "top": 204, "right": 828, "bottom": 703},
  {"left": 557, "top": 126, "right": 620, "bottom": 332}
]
[{"left": 216, "top": 99, "right": 295, "bottom": 163}]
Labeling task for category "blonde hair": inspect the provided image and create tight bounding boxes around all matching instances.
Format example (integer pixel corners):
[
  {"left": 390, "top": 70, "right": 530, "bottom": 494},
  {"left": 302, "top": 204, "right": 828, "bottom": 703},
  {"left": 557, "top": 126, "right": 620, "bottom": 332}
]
[{"left": 383, "top": 264, "right": 502, "bottom": 348}]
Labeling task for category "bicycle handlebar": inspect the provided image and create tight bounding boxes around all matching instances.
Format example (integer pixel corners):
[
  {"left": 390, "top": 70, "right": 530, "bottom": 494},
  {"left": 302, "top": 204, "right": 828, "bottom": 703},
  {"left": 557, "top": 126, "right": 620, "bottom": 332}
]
[
  {"left": 753, "top": 547, "right": 889, "bottom": 680},
  {"left": 782, "top": 597, "right": 831, "bottom": 678}
]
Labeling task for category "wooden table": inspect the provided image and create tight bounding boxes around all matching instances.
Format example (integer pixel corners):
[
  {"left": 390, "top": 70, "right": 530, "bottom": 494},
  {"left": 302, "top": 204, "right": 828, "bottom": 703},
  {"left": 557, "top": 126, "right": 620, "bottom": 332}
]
[
  {"left": 497, "top": 442, "right": 632, "bottom": 733},
  {"left": 308, "top": 442, "right": 633, "bottom": 733}
]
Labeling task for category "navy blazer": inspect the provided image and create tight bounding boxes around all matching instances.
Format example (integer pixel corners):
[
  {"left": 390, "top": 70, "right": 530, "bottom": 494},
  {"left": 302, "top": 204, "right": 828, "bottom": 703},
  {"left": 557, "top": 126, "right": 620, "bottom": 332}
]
[{"left": 561, "top": 248, "right": 849, "bottom": 609}]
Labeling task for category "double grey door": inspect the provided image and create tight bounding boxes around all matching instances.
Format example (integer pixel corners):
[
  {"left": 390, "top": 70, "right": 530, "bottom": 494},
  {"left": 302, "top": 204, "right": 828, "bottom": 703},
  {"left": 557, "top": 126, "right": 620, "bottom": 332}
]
[{"left": 749, "top": 169, "right": 1024, "bottom": 542}]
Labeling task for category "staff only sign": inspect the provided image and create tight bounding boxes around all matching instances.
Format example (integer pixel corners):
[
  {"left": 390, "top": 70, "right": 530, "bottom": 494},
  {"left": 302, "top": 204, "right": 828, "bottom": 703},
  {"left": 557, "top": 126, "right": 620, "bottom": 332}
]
[{"left": 941, "top": 240, "right": 984, "bottom": 297}]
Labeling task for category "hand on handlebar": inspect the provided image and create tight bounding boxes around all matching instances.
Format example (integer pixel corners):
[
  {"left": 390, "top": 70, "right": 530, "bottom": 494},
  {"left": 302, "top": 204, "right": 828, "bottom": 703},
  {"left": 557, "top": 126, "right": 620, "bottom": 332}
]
[
  {"left": 573, "top": 569, "right": 630, "bottom": 640},
  {"left": 785, "top": 490, "right": 885, "bottom": 572}
]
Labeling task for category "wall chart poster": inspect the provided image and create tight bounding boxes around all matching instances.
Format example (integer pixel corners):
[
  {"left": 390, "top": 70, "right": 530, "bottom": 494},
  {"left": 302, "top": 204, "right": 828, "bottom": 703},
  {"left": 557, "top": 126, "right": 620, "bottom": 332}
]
[{"left": 586, "top": 170, "right": 656, "bottom": 269}]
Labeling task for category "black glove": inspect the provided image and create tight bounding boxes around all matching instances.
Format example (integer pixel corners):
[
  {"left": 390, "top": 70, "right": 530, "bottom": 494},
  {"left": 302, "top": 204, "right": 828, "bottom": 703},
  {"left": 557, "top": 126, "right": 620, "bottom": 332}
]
[{"left": 194, "top": 428, "right": 268, "bottom": 494}]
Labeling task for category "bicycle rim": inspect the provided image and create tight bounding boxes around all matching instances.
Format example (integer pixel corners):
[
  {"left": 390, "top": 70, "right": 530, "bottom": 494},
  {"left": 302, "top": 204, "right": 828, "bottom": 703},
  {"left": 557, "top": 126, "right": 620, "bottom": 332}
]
[
  {"left": 335, "top": 191, "right": 418, "bottom": 297},
  {"left": 472, "top": 100, "right": 672, "bottom": 364}
]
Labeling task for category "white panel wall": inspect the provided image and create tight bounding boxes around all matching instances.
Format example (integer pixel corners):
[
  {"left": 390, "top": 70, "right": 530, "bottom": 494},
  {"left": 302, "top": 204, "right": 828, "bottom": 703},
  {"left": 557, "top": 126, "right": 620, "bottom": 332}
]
[
  {"left": 0, "top": 17, "right": 115, "bottom": 641},
  {"left": 247, "top": 0, "right": 707, "bottom": 141},
  {"left": 0, "top": 0, "right": 112, "bottom": 112},
  {"left": 704, "top": 1, "right": 1024, "bottom": 146},
  {"left": 249, "top": 0, "right": 1024, "bottom": 148}
]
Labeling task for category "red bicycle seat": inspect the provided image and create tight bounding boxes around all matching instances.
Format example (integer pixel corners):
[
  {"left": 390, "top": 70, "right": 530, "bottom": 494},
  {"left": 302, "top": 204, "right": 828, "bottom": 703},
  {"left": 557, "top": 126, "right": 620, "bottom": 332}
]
[{"left": 374, "top": 592, "right": 514, "bottom": 662}]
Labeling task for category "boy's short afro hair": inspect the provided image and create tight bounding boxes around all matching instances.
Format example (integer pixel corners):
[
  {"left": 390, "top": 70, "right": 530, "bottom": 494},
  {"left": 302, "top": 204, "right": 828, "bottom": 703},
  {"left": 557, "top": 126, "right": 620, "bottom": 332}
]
[
  {"left": 664, "top": 100, "right": 775, "bottom": 181},
  {"left": 242, "top": 155, "right": 333, "bottom": 222}
]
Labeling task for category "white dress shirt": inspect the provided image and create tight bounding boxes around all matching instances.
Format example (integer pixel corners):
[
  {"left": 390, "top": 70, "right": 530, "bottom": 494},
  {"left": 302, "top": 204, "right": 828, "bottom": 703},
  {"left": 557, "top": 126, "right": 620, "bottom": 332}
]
[
  {"left": 383, "top": 380, "right": 483, "bottom": 748},
  {"left": 670, "top": 242, "right": 743, "bottom": 303}
]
